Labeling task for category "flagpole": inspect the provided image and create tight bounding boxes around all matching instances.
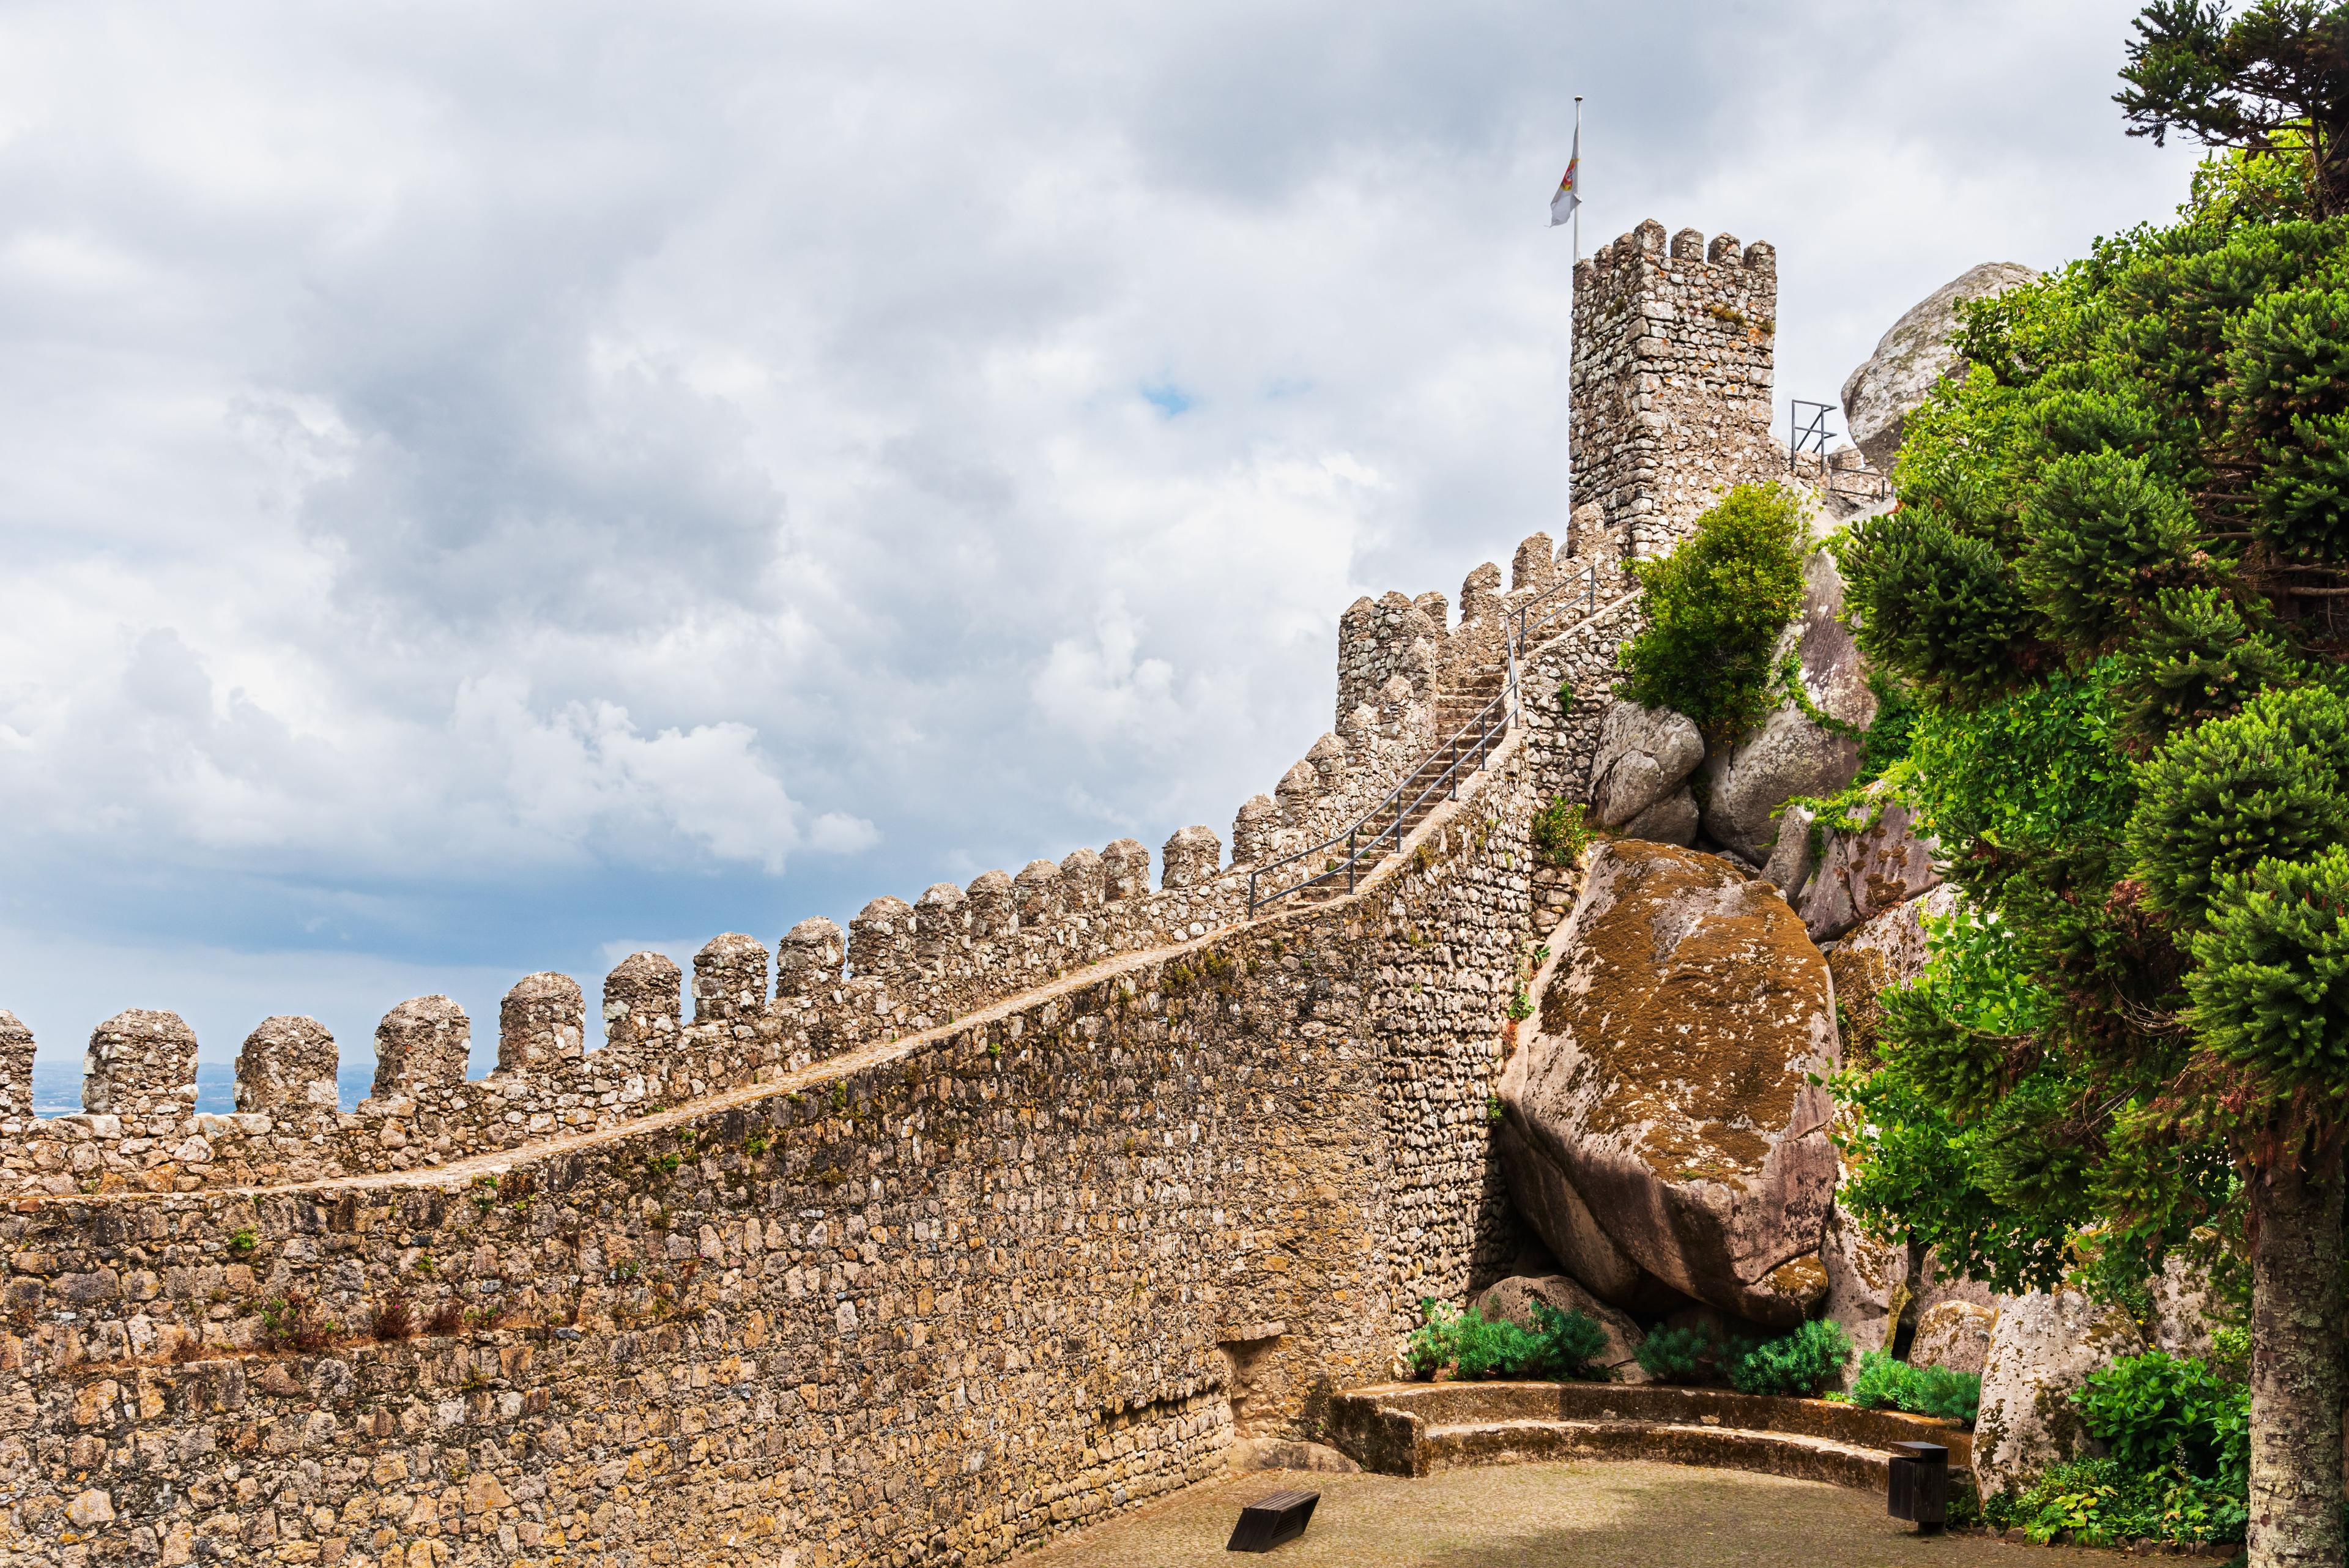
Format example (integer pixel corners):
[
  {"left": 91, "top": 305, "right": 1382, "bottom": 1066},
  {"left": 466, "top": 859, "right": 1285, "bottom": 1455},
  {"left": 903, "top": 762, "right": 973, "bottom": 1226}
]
[{"left": 1567, "top": 95, "right": 1583, "bottom": 536}]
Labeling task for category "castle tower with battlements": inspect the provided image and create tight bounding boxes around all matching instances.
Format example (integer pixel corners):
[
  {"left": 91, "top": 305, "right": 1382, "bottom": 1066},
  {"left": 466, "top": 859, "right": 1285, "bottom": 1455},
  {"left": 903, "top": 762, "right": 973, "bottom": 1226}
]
[{"left": 1571, "top": 219, "right": 1785, "bottom": 562}]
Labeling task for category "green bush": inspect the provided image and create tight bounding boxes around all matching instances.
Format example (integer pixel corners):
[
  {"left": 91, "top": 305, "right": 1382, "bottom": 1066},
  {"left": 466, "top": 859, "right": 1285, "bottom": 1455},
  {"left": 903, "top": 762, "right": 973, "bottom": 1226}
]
[
  {"left": 1529, "top": 797, "right": 1593, "bottom": 869},
  {"left": 1616, "top": 482, "right": 1810, "bottom": 743},
  {"left": 1983, "top": 1457, "right": 2247, "bottom": 1548},
  {"left": 2073, "top": 1350, "right": 2250, "bottom": 1481},
  {"left": 1849, "top": 1351, "right": 1983, "bottom": 1425},
  {"left": 1978, "top": 1351, "right": 2252, "bottom": 1549},
  {"left": 1632, "top": 1321, "right": 1748, "bottom": 1384},
  {"left": 1407, "top": 1298, "right": 1613, "bottom": 1382},
  {"left": 1726, "top": 1317, "right": 1851, "bottom": 1398}
]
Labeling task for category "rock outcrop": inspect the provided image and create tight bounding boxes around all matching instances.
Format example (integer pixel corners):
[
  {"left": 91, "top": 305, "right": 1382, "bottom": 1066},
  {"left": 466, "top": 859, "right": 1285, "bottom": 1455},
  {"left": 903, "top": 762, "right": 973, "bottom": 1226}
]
[
  {"left": 1798, "top": 786, "right": 1941, "bottom": 943},
  {"left": 1588, "top": 702, "right": 1705, "bottom": 847},
  {"left": 1701, "top": 547, "right": 1876, "bottom": 864},
  {"left": 1841, "top": 261, "right": 2039, "bottom": 474},
  {"left": 1820, "top": 1204, "right": 1911, "bottom": 1369},
  {"left": 1911, "top": 1299, "right": 1998, "bottom": 1377},
  {"left": 1824, "top": 882, "right": 1953, "bottom": 1069},
  {"left": 1498, "top": 840, "right": 1842, "bottom": 1329},
  {"left": 1475, "top": 1273, "right": 1650, "bottom": 1383},
  {"left": 2148, "top": 1254, "right": 2218, "bottom": 1360},
  {"left": 1973, "top": 1289, "right": 2147, "bottom": 1496}
]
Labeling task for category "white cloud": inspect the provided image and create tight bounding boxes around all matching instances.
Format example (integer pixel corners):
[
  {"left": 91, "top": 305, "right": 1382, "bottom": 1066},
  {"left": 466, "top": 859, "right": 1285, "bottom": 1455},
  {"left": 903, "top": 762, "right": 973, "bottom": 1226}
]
[{"left": 0, "top": 0, "right": 2202, "bottom": 1039}]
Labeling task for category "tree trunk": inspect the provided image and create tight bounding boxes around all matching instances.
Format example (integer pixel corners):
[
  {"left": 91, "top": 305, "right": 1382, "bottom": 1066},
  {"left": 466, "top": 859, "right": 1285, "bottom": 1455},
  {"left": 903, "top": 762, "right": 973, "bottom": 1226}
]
[{"left": 2248, "top": 1142, "right": 2345, "bottom": 1568}]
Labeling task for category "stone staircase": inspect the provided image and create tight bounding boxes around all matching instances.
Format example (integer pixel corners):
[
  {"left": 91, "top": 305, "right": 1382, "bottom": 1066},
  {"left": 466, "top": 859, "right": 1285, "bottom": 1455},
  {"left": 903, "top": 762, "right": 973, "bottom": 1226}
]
[
  {"left": 1279, "top": 674, "right": 1511, "bottom": 908},
  {"left": 1324, "top": 1381, "right": 1971, "bottom": 1493}
]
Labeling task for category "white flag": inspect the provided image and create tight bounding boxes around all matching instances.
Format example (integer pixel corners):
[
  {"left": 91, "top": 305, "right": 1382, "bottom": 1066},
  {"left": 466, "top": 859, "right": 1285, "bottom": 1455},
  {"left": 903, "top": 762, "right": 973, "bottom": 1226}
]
[{"left": 1549, "top": 127, "right": 1580, "bottom": 227}]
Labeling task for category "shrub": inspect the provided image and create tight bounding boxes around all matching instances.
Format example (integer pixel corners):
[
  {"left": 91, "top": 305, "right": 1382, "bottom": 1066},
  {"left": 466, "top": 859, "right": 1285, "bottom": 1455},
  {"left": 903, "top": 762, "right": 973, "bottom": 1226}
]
[
  {"left": 1616, "top": 482, "right": 1810, "bottom": 743},
  {"left": 369, "top": 1293, "right": 417, "bottom": 1343},
  {"left": 1529, "top": 797, "right": 1594, "bottom": 869},
  {"left": 1850, "top": 1350, "right": 1982, "bottom": 1425},
  {"left": 1633, "top": 1322, "right": 1746, "bottom": 1384},
  {"left": 1978, "top": 1351, "right": 2252, "bottom": 1549},
  {"left": 2073, "top": 1350, "right": 2249, "bottom": 1482},
  {"left": 258, "top": 1291, "right": 335, "bottom": 1354},
  {"left": 1983, "top": 1457, "right": 2247, "bottom": 1548},
  {"left": 1408, "top": 1298, "right": 1613, "bottom": 1382},
  {"left": 1727, "top": 1317, "right": 1850, "bottom": 1397}
]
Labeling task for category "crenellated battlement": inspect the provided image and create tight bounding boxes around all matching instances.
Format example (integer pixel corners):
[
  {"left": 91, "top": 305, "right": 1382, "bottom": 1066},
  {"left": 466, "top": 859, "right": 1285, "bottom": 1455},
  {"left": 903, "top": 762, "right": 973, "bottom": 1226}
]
[
  {"left": 0, "top": 526, "right": 1635, "bottom": 1205},
  {"left": 1572, "top": 217, "right": 1785, "bottom": 563}
]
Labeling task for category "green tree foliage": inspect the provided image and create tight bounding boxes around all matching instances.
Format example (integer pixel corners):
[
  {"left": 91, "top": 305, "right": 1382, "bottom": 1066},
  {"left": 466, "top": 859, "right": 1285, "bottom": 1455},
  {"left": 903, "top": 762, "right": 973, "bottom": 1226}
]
[
  {"left": 1829, "top": 49, "right": 2349, "bottom": 1555},
  {"left": 2129, "top": 684, "right": 2349, "bottom": 926},
  {"left": 1615, "top": 482, "right": 1809, "bottom": 742},
  {"left": 2119, "top": 1, "right": 2349, "bottom": 217},
  {"left": 2187, "top": 842, "right": 2349, "bottom": 1103}
]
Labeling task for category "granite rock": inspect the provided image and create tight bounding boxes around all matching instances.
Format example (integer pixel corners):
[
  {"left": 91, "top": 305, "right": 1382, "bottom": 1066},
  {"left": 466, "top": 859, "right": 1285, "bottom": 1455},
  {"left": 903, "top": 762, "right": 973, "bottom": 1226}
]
[
  {"left": 1498, "top": 839, "right": 1842, "bottom": 1328},
  {"left": 1701, "top": 547, "right": 1874, "bottom": 864},
  {"left": 1973, "top": 1289, "right": 2147, "bottom": 1496},
  {"left": 1842, "top": 261, "right": 2039, "bottom": 473},
  {"left": 1911, "top": 1300, "right": 1999, "bottom": 1377},
  {"left": 1800, "top": 787, "right": 1941, "bottom": 943},
  {"left": 1588, "top": 701, "right": 1705, "bottom": 828}
]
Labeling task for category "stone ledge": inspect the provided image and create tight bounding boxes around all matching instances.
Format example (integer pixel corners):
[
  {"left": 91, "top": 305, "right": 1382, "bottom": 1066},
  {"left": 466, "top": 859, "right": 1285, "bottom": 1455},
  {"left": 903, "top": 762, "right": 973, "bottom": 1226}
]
[
  {"left": 1424, "top": 1416, "right": 1893, "bottom": 1491},
  {"left": 1326, "top": 1381, "right": 1971, "bottom": 1488}
]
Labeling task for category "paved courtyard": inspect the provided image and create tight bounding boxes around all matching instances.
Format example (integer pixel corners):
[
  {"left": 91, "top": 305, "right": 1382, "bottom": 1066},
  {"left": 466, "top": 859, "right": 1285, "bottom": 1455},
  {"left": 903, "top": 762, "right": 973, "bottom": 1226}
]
[{"left": 1009, "top": 1460, "right": 2106, "bottom": 1567}]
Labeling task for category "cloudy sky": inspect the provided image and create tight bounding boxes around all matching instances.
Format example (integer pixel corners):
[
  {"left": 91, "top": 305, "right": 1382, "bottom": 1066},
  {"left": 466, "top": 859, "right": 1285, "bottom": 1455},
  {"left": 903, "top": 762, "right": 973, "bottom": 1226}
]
[{"left": 0, "top": 0, "right": 2199, "bottom": 1098}]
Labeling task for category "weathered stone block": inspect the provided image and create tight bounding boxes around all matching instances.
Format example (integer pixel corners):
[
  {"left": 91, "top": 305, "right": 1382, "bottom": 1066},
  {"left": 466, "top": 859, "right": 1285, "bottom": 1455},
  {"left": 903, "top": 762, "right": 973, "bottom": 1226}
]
[
  {"left": 236, "top": 1015, "right": 340, "bottom": 1115},
  {"left": 370, "top": 997, "right": 469, "bottom": 1098}
]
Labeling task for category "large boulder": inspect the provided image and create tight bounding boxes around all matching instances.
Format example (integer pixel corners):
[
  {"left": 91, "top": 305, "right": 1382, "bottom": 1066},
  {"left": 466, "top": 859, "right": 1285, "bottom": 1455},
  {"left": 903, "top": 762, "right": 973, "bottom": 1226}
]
[
  {"left": 1842, "top": 261, "right": 2040, "bottom": 474},
  {"left": 1799, "top": 786, "right": 1941, "bottom": 943},
  {"left": 1701, "top": 548, "right": 1876, "bottom": 864},
  {"left": 1588, "top": 702, "right": 1705, "bottom": 831},
  {"left": 1911, "top": 1300, "right": 1999, "bottom": 1377},
  {"left": 1620, "top": 789, "right": 1699, "bottom": 848},
  {"left": 1973, "top": 1290, "right": 2147, "bottom": 1497},
  {"left": 1498, "top": 840, "right": 1842, "bottom": 1329},
  {"left": 1474, "top": 1273, "right": 1649, "bottom": 1383},
  {"left": 1825, "top": 883, "right": 1954, "bottom": 1069},
  {"left": 1820, "top": 1203, "right": 1910, "bottom": 1369}
]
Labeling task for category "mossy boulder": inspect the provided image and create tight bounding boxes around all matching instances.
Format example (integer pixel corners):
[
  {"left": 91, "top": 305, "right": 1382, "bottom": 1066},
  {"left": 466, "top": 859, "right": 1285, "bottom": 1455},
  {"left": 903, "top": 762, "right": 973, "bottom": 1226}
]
[
  {"left": 1972, "top": 1289, "right": 2147, "bottom": 1497},
  {"left": 1497, "top": 839, "right": 1842, "bottom": 1329}
]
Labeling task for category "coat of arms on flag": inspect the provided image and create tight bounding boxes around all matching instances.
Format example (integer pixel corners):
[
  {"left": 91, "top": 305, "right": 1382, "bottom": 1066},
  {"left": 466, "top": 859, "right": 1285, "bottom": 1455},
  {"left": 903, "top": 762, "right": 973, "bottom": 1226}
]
[{"left": 1549, "top": 130, "right": 1581, "bottom": 228}]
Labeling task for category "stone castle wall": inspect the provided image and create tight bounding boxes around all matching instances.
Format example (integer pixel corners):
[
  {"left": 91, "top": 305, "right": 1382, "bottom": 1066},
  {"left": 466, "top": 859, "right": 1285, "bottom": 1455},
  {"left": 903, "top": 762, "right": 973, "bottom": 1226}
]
[
  {"left": 1572, "top": 219, "right": 1787, "bottom": 563},
  {"left": 0, "top": 533, "right": 1633, "bottom": 1208},
  {"left": 0, "top": 725, "right": 1555, "bottom": 1568},
  {"left": 0, "top": 214, "right": 1758, "bottom": 1567}
]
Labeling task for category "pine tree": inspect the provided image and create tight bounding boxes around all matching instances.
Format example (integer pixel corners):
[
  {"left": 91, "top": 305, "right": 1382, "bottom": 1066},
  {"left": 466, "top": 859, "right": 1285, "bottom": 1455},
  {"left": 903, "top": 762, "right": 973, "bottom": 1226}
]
[{"left": 1836, "top": 34, "right": 2349, "bottom": 1556}]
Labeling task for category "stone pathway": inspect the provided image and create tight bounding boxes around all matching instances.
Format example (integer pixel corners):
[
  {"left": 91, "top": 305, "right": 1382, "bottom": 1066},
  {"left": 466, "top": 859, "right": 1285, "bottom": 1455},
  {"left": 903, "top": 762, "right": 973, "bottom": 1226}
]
[{"left": 1008, "top": 1460, "right": 2104, "bottom": 1567}]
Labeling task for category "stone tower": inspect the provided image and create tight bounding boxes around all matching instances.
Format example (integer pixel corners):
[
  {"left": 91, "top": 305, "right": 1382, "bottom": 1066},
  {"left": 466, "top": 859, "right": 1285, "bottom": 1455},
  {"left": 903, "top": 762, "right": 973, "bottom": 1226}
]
[{"left": 1571, "top": 220, "right": 1784, "bottom": 562}]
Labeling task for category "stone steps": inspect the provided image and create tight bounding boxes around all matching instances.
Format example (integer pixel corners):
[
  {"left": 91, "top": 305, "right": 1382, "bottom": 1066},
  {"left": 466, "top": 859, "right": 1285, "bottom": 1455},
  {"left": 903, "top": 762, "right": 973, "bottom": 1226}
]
[
  {"left": 1278, "top": 691, "right": 1508, "bottom": 906},
  {"left": 1417, "top": 1416, "right": 1894, "bottom": 1492},
  {"left": 1324, "top": 1381, "right": 1972, "bottom": 1494}
]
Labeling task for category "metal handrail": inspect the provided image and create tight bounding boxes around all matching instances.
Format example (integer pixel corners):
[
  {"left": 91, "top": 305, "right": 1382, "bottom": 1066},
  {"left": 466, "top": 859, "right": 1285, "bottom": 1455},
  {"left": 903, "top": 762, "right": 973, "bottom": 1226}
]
[{"left": 1244, "top": 559, "right": 1611, "bottom": 915}]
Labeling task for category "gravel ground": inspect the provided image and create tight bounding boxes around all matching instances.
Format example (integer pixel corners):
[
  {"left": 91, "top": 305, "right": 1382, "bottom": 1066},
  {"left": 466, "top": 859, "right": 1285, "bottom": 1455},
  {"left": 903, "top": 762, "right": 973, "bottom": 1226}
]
[{"left": 1008, "top": 1461, "right": 2110, "bottom": 1567}]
